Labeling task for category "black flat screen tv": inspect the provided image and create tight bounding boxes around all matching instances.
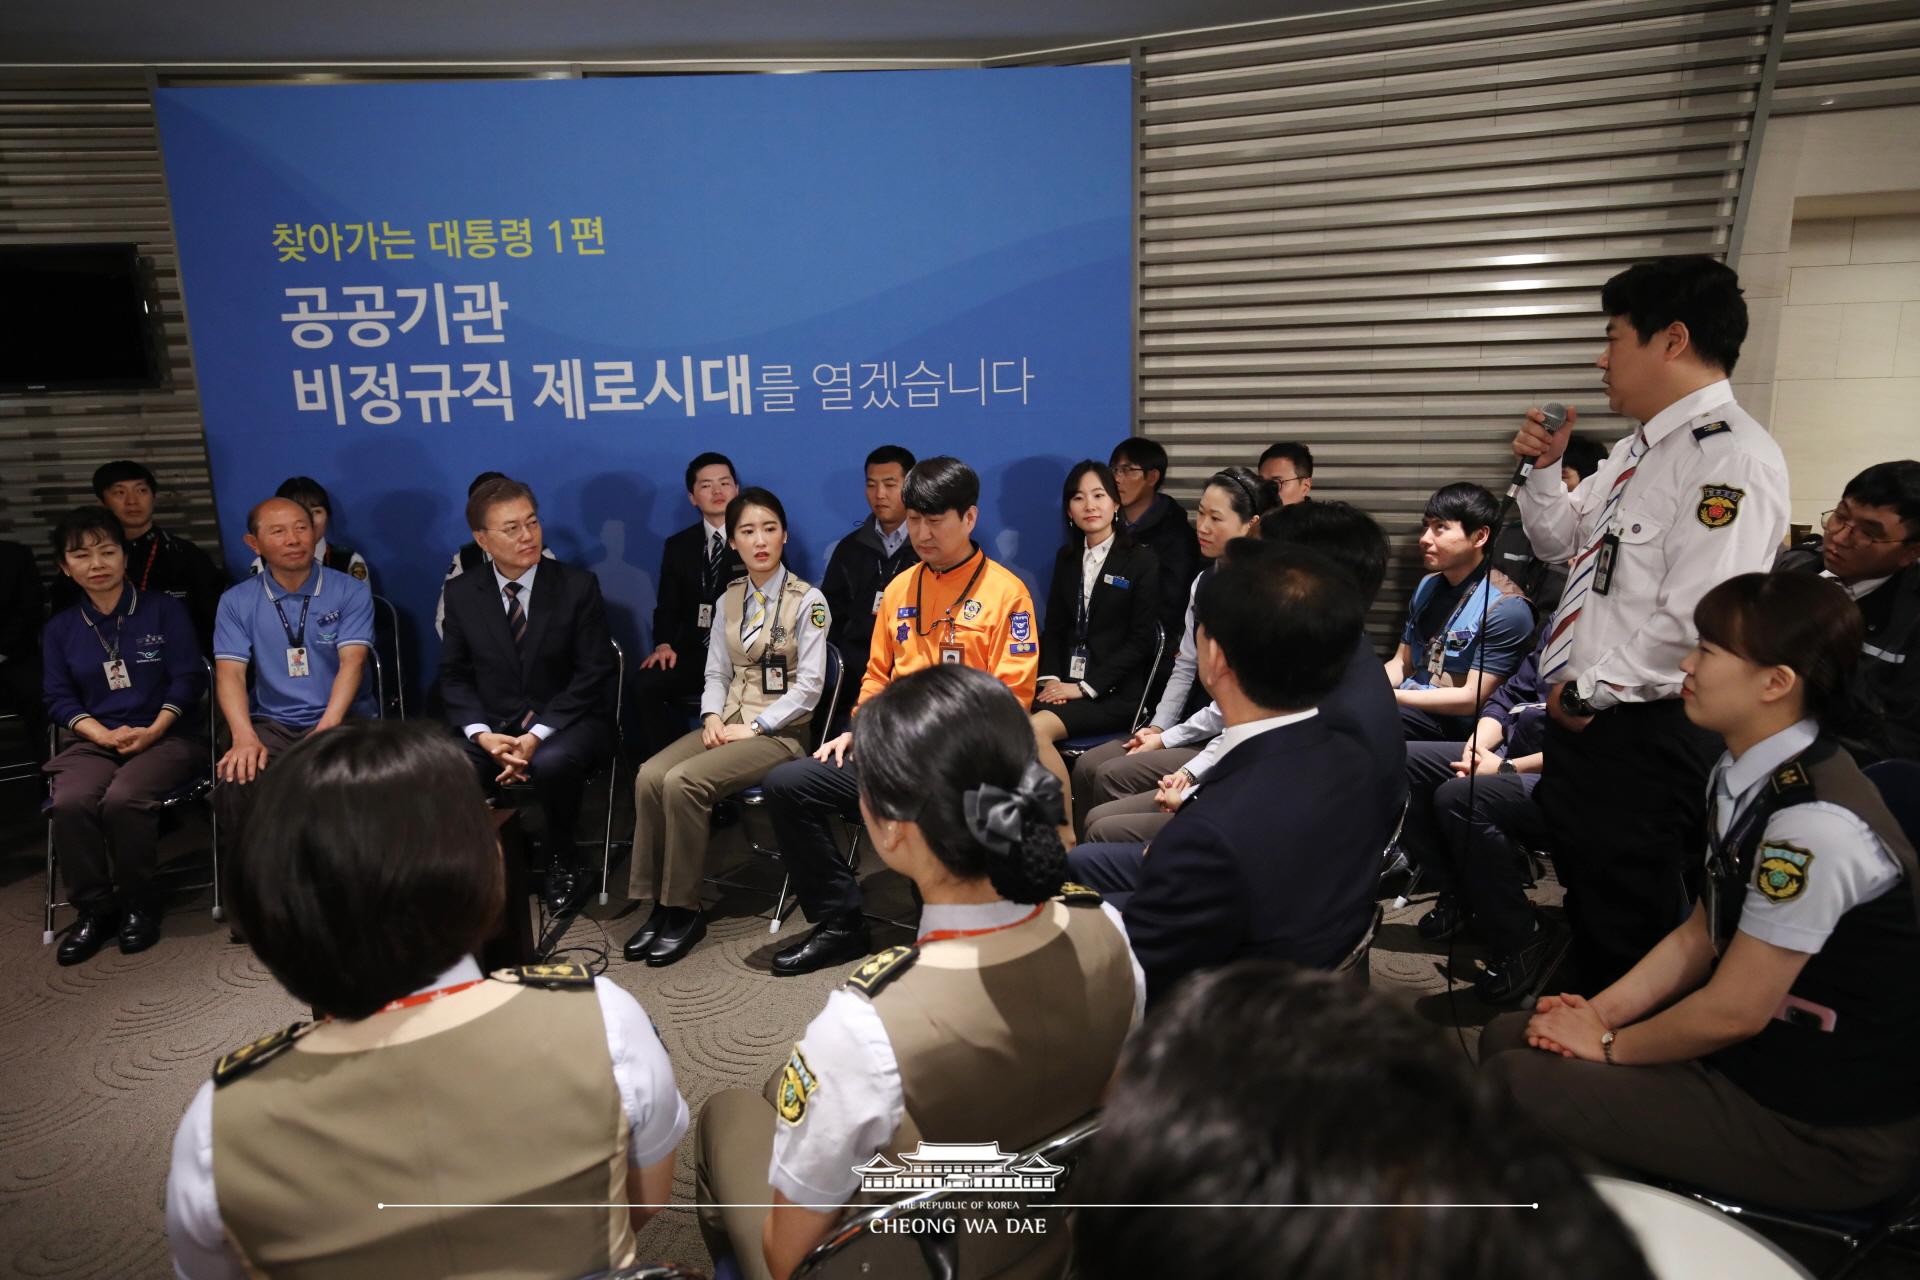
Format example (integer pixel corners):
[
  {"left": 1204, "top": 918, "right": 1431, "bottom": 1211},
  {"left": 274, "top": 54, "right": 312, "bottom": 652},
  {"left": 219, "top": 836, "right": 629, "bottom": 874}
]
[{"left": 0, "top": 243, "right": 165, "bottom": 393}]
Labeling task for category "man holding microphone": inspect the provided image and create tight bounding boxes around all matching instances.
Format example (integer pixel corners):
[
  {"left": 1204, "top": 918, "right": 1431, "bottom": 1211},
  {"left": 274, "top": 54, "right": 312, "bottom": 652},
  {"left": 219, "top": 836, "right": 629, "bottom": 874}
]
[{"left": 1510, "top": 255, "right": 1788, "bottom": 992}]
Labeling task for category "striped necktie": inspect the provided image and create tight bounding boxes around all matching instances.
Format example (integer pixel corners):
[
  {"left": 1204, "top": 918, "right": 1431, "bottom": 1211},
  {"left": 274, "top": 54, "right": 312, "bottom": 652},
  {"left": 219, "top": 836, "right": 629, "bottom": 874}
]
[
  {"left": 741, "top": 582, "right": 768, "bottom": 652},
  {"left": 502, "top": 581, "right": 536, "bottom": 729},
  {"left": 1540, "top": 428, "right": 1647, "bottom": 683}
]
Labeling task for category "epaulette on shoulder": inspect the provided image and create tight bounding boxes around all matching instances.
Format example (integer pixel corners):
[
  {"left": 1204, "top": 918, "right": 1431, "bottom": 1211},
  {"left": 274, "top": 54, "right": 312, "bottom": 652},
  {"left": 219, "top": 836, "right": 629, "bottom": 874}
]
[
  {"left": 843, "top": 945, "right": 918, "bottom": 998},
  {"left": 1058, "top": 882, "right": 1104, "bottom": 907},
  {"left": 212, "top": 1021, "right": 310, "bottom": 1087},
  {"left": 1768, "top": 759, "right": 1816, "bottom": 805},
  {"left": 494, "top": 962, "right": 595, "bottom": 989},
  {"left": 1691, "top": 420, "right": 1733, "bottom": 442}
]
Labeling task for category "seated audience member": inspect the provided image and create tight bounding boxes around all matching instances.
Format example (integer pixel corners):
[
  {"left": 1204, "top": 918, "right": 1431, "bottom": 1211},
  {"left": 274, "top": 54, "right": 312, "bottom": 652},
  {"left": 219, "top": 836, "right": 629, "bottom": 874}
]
[
  {"left": 436, "top": 469, "right": 555, "bottom": 637},
  {"left": 246, "top": 476, "right": 369, "bottom": 583},
  {"left": 1256, "top": 439, "right": 1314, "bottom": 504},
  {"left": 0, "top": 532, "right": 47, "bottom": 762},
  {"left": 73, "top": 460, "right": 226, "bottom": 647},
  {"left": 165, "top": 722, "right": 686, "bottom": 1279},
  {"left": 1070, "top": 466, "right": 1277, "bottom": 834},
  {"left": 1108, "top": 435, "right": 1198, "bottom": 653},
  {"left": 1031, "top": 461, "right": 1162, "bottom": 819},
  {"left": 819, "top": 444, "right": 918, "bottom": 706},
  {"left": 1776, "top": 459, "right": 1920, "bottom": 763},
  {"left": 41, "top": 507, "right": 206, "bottom": 965},
  {"left": 1482, "top": 572, "right": 1920, "bottom": 1211},
  {"left": 1076, "top": 962, "right": 1652, "bottom": 1280},
  {"left": 212, "top": 498, "right": 372, "bottom": 853},
  {"left": 1405, "top": 628, "right": 1563, "bottom": 1003},
  {"left": 1491, "top": 434, "right": 1606, "bottom": 618},
  {"left": 438, "top": 477, "right": 616, "bottom": 916},
  {"left": 1081, "top": 500, "right": 1401, "bottom": 846},
  {"left": 696, "top": 665, "right": 1141, "bottom": 1280},
  {"left": 633, "top": 452, "right": 747, "bottom": 753},
  {"left": 1070, "top": 540, "right": 1392, "bottom": 1005},
  {"left": 624, "top": 488, "right": 829, "bottom": 966},
  {"left": 1387, "top": 482, "right": 1535, "bottom": 741},
  {"left": 761, "top": 457, "right": 1038, "bottom": 976}
]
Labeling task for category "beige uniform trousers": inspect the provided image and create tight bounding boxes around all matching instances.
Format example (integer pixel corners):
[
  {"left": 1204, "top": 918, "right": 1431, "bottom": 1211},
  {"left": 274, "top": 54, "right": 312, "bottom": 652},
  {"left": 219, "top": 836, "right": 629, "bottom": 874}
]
[
  {"left": 1069, "top": 738, "right": 1198, "bottom": 837},
  {"left": 628, "top": 727, "right": 801, "bottom": 909}
]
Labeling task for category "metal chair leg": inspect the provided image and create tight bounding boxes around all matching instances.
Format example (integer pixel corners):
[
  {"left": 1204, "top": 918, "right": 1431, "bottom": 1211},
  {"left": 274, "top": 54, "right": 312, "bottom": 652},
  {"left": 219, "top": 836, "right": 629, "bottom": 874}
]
[
  {"left": 44, "top": 820, "right": 57, "bottom": 945},
  {"left": 599, "top": 757, "right": 618, "bottom": 906},
  {"left": 210, "top": 793, "right": 224, "bottom": 923},
  {"left": 769, "top": 872, "right": 792, "bottom": 935}
]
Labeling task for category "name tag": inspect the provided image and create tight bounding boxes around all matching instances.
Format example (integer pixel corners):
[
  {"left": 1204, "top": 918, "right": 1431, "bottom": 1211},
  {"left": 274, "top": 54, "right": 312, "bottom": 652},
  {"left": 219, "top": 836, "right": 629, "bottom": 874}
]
[
  {"left": 697, "top": 603, "right": 713, "bottom": 630},
  {"left": 104, "top": 658, "right": 132, "bottom": 690},
  {"left": 872, "top": 590, "right": 884, "bottom": 615},
  {"left": 939, "top": 644, "right": 964, "bottom": 666},
  {"left": 762, "top": 655, "right": 788, "bottom": 694},
  {"left": 287, "top": 646, "right": 311, "bottom": 678},
  {"left": 1102, "top": 574, "right": 1130, "bottom": 590},
  {"left": 1594, "top": 531, "right": 1620, "bottom": 596},
  {"left": 1068, "top": 649, "right": 1088, "bottom": 681}
]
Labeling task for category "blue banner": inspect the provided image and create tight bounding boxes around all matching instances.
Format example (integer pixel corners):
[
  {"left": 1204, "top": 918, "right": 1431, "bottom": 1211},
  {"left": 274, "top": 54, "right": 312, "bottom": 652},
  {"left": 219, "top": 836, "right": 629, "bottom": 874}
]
[{"left": 155, "top": 70, "right": 1131, "bottom": 701}]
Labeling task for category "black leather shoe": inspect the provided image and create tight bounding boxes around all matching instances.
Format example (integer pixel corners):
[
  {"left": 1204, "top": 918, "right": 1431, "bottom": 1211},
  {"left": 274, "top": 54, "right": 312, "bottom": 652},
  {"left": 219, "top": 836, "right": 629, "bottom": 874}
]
[
  {"left": 644, "top": 908, "right": 707, "bottom": 967},
  {"left": 771, "top": 917, "right": 872, "bottom": 977},
  {"left": 543, "top": 864, "right": 589, "bottom": 917},
  {"left": 57, "top": 911, "right": 120, "bottom": 966},
  {"left": 119, "top": 906, "right": 161, "bottom": 956},
  {"left": 622, "top": 903, "right": 670, "bottom": 962},
  {"left": 1475, "top": 920, "right": 1569, "bottom": 1006},
  {"left": 1417, "top": 892, "right": 1468, "bottom": 942}
]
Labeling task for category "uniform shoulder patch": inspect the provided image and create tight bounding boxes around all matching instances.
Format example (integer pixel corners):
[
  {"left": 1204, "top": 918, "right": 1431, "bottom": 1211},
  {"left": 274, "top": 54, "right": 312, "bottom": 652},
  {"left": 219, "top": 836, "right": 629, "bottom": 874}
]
[
  {"left": 213, "top": 1022, "right": 310, "bottom": 1087},
  {"left": 349, "top": 560, "right": 369, "bottom": 581},
  {"left": 1697, "top": 484, "right": 1745, "bottom": 529},
  {"left": 503, "top": 962, "right": 594, "bottom": 989},
  {"left": 1691, "top": 420, "right": 1732, "bottom": 441},
  {"left": 1755, "top": 841, "right": 1815, "bottom": 903},
  {"left": 809, "top": 600, "right": 828, "bottom": 629},
  {"left": 775, "top": 1045, "right": 819, "bottom": 1126},
  {"left": 843, "top": 944, "right": 918, "bottom": 998},
  {"left": 1058, "top": 882, "right": 1103, "bottom": 906},
  {"left": 1769, "top": 760, "right": 1813, "bottom": 800}
]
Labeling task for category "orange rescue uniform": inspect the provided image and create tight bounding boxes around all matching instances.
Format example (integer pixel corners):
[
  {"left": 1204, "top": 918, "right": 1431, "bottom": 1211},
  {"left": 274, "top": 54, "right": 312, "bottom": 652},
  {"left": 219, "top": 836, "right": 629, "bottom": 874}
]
[{"left": 859, "top": 545, "right": 1038, "bottom": 709}]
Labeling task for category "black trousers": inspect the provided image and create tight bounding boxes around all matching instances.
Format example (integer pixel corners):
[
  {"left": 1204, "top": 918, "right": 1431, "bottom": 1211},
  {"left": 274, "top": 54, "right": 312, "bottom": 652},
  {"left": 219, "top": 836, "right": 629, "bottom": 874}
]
[
  {"left": 1399, "top": 704, "right": 1475, "bottom": 743},
  {"left": 1401, "top": 740, "right": 1544, "bottom": 952},
  {"left": 463, "top": 717, "right": 614, "bottom": 868},
  {"left": 1534, "top": 699, "right": 1719, "bottom": 994},
  {"left": 761, "top": 754, "right": 863, "bottom": 922},
  {"left": 1064, "top": 841, "right": 1144, "bottom": 913},
  {"left": 629, "top": 661, "right": 704, "bottom": 757}
]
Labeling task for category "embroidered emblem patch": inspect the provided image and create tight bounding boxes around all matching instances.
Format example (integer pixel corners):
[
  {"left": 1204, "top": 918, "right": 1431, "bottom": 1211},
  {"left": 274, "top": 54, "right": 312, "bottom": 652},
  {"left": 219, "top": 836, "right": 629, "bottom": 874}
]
[
  {"left": 1755, "top": 841, "right": 1814, "bottom": 903},
  {"left": 896, "top": 622, "right": 911, "bottom": 643},
  {"left": 1691, "top": 420, "right": 1732, "bottom": 441},
  {"left": 809, "top": 601, "right": 827, "bottom": 629},
  {"left": 896, "top": 606, "right": 917, "bottom": 618},
  {"left": 350, "top": 561, "right": 369, "bottom": 581},
  {"left": 1010, "top": 642, "right": 1036, "bottom": 655},
  {"left": 962, "top": 599, "right": 983, "bottom": 622},
  {"left": 1697, "top": 484, "right": 1744, "bottom": 529},
  {"left": 1009, "top": 611, "right": 1032, "bottom": 642},
  {"left": 776, "top": 1046, "right": 818, "bottom": 1126}
]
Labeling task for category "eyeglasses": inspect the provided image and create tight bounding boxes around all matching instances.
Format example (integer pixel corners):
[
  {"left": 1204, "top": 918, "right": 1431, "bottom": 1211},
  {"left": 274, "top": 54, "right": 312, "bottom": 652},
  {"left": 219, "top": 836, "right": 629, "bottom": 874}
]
[
  {"left": 1822, "top": 509, "right": 1913, "bottom": 546},
  {"left": 1273, "top": 475, "right": 1308, "bottom": 487},
  {"left": 1110, "top": 464, "right": 1145, "bottom": 478},
  {"left": 489, "top": 516, "right": 540, "bottom": 540}
]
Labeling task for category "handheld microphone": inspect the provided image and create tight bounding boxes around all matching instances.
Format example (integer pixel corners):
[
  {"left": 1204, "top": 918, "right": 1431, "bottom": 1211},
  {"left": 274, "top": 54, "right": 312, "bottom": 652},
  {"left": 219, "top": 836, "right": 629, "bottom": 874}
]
[{"left": 1507, "top": 402, "right": 1569, "bottom": 497}]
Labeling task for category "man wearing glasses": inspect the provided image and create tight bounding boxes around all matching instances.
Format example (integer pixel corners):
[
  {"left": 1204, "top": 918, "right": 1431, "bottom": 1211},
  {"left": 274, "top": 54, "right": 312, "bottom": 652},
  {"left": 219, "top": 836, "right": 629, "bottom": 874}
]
[
  {"left": 1108, "top": 437, "right": 1199, "bottom": 660},
  {"left": 1258, "top": 442, "right": 1316, "bottom": 505},
  {"left": 1777, "top": 460, "right": 1920, "bottom": 762}
]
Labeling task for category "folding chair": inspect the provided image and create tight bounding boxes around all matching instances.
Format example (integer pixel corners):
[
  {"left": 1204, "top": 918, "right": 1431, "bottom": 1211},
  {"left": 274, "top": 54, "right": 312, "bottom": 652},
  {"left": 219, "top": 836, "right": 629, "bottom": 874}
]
[
  {"left": 371, "top": 594, "right": 406, "bottom": 719},
  {"left": 706, "top": 642, "right": 847, "bottom": 931},
  {"left": 595, "top": 638, "right": 626, "bottom": 904},
  {"left": 43, "top": 657, "right": 222, "bottom": 944}
]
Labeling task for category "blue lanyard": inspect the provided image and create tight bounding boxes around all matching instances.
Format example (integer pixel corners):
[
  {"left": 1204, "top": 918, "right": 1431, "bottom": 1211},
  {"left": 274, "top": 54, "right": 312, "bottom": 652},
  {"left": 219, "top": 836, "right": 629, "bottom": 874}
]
[{"left": 263, "top": 576, "right": 311, "bottom": 648}]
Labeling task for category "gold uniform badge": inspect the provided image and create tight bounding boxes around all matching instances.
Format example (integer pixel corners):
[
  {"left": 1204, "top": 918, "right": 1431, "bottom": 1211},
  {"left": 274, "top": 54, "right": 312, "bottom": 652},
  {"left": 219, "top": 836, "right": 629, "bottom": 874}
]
[
  {"left": 1697, "top": 484, "right": 1745, "bottom": 529},
  {"left": 776, "top": 1046, "right": 819, "bottom": 1125},
  {"left": 809, "top": 601, "right": 828, "bottom": 629},
  {"left": 1755, "top": 841, "right": 1813, "bottom": 903}
]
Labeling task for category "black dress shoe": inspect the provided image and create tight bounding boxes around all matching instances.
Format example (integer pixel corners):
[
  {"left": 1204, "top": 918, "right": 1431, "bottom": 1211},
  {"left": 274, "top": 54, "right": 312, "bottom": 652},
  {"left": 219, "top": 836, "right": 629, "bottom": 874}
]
[
  {"left": 622, "top": 903, "right": 670, "bottom": 962},
  {"left": 119, "top": 906, "right": 161, "bottom": 956},
  {"left": 57, "top": 912, "right": 120, "bottom": 967},
  {"left": 543, "top": 864, "right": 589, "bottom": 917},
  {"left": 1417, "top": 892, "right": 1468, "bottom": 942},
  {"left": 1475, "top": 919, "right": 1569, "bottom": 1006},
  {"left": 771, "top": 917, "right": 872, "bottom": 977},
  {"left": 644, "top": 908, "right": 707, "bottom": 967}
]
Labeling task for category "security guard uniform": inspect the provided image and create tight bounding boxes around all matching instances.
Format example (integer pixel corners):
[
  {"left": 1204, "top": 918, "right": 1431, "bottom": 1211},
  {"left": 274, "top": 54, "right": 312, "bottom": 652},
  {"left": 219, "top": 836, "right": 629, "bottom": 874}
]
[
  {"left": 1482, "top": 722, "right": 1920, "bottom": 1210},
  {"left": 695, "top": 891, "right": 1144, "bottom": 1280},
  {"left": 164, "top": 960, "right": 688, "bottom": 1280},
  {"left": 1777, "top": 536, "right": 1920, "bottom": 763},
  {"left": 630, "top": 567, "right": 830, "bottom": 910},
  {"left": 1515, "top": 379, "right": 1790, "bottom": 990}
]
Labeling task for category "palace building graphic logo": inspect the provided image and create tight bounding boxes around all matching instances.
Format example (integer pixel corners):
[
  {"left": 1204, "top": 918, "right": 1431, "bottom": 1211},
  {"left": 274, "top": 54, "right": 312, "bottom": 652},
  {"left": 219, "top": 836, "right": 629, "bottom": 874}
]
[{"left": 854, "top": 1142, "right": 1065, "bottom": 1193}]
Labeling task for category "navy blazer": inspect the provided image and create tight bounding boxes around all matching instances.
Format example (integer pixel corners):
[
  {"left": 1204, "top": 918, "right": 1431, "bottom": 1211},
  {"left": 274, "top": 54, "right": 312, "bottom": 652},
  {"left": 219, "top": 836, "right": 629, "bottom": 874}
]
[
  {"left": 651, "top": 522, "right": 746, "bottom": 658},
  {"left": 437, "top": 557, "right": 616, "bottom": 737},
  {"left": 1122, "top": 715, "right": 1392, "bottom": 1006},
  {"left": 1037, "top": 540, "right": 1163, "bottom": 702}
]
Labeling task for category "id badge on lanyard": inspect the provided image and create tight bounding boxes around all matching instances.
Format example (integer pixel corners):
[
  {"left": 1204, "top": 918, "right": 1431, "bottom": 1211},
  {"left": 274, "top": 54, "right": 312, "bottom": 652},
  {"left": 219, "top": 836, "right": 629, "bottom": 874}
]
[
  {"left": 762, "top": 654, "right": 788, "bottom": 694},
  {"left": 939, "top": 643, "right": 964, "bottom": 665},
  {"left": 871, "top": 590, "right": 884, "bottom": 615},
  {"left": 287, "top": 647, "right": 311, "bottom": 678},
  {"left": 697, "top": 602, "right": 714, "bottom": 630},
  {"left": 1594, "top": 530, "right": 1621, "bottom": 597},
  {"left": 104, "top": 658, "right": 132, "bottom": 690},
  {"left": 1069, "top": 647, "right": 1089, "bottom": 682}
]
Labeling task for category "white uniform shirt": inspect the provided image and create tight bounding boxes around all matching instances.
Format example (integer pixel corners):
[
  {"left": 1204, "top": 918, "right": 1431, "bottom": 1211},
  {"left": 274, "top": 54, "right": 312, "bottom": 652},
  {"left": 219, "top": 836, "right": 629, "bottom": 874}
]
[
  {"left": 700, "top": 568, "right": 830, "bottom": 734},
  {"left": 1708, "top": 718, "right": 1902, "bottom": 954},
  {"left": 1038, "top": 534, "right": 1117, "bottom": 695},
  {"left": 1153, "top": 573, "right": 1206, "bottom": 739},
  {"left": 163, "top": 957, "right": 688, "bottom": 1280},
  {"left": 767, "top": 899, "right": 1146, "bottom": 1208},
  {"left": 1516, "top": 380, "right": 1789, "bottom": 708}
]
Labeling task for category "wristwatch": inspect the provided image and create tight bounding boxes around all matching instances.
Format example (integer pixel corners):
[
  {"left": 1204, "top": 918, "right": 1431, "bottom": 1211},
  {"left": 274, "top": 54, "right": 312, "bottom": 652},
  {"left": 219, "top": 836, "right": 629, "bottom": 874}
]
[
  {"left": 1558, "top": 683, "right": 1598, "bottom": 719},
  {"left": 749, "top": 721, "right": 765, "bottom": 736},
  {"left": 1600, "top": 1029, "right": 1617, "bottom": 1065},
  {"left": 1497, "top": 758, "right": 1517, "bottom": 775}
]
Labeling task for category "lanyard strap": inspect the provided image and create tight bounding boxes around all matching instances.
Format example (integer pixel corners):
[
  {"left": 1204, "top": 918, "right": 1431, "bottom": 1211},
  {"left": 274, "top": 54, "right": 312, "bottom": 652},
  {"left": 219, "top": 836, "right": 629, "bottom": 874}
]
[
  {"left": 137, "top": 535, "right": 160, "bottom": 592},
  {"left": 263, "top": 576, "right": 312, "bottom": 648},
  {"left": 917, "top": 902, "right": 1045, "bottom": 946},
  {"left": 1425, "top": 571, "right": 1487, "bottom": 678},
  {"left": 345, "top": 978, "right": 487, "bottom": 1020},
  {"left": 912, "top": 545, "right": 988, "bottom": 641},
  {"left": 81, "top": 586, "right": 136, "bottom": 661}
]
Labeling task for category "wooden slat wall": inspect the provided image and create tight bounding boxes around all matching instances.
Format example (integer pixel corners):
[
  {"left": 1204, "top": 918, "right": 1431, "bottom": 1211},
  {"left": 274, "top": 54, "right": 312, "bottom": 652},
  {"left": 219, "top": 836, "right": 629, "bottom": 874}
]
[{"left": 0, "top": 71, "right": 223, "bottom": 571}]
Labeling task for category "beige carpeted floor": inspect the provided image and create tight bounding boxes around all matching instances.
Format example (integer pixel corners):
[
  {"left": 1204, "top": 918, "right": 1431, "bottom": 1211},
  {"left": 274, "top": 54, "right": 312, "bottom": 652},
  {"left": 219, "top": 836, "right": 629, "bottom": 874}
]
[{"left": 0, "top": 767, "right": 1889, "bottom": 1279}]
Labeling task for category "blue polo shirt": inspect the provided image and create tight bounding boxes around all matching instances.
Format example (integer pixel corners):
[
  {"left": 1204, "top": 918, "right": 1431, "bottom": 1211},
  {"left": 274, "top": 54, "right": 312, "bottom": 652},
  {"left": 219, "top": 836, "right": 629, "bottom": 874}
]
[
  {"left": 213, "top": 566, "right": 373, "bottom": 729},
  {"left": 43, "top": 584, "right": 205, "bottom": 732}
]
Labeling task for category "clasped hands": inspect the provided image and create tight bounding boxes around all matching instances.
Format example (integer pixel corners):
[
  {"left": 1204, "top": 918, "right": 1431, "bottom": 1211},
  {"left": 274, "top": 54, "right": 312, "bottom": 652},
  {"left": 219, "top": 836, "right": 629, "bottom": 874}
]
[
  {"left": 474, "top": 730, "right": 541, "bottom": 785},
  {"left": 1523, "top": 992, "right": 1613, "bottom": 1063}
]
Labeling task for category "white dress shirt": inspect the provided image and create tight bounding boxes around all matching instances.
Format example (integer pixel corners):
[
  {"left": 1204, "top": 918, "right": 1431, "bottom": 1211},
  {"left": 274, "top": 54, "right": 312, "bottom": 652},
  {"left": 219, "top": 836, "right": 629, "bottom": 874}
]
[
  {"left": 1516, "top": 380, "right": 1789, "bottom": 708},
  {"left": 1152, "top": 572, "right": 1205, "bottom": 736},
  {"left": 1039, "top": 533, "right": 1117, "bottom": 695}
]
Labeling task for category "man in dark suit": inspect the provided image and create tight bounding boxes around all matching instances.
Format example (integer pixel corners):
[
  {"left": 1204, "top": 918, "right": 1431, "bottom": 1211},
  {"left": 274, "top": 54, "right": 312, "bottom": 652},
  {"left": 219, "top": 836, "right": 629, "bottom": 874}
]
[
  {"left": 1068, "top": 539, "right": 1392, "bottom": 1006},
  {"left": 0, "top": 535, "right": 48, "bottom": 764},
  {"left": 819, "top": 444, "right": 919, "bottom": 713},
  {"left": 438, "top": 476, "right": 617, "bottom": 914},
  {"left": 631, "top": 452, "right": 745, "bottom": 753}
]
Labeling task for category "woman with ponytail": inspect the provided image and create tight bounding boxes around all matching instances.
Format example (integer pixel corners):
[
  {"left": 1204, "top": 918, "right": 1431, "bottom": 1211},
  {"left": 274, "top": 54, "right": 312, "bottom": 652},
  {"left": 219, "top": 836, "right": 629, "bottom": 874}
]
[{"left": 694, "top": 665, "right": 1143, "bottom": 1280}]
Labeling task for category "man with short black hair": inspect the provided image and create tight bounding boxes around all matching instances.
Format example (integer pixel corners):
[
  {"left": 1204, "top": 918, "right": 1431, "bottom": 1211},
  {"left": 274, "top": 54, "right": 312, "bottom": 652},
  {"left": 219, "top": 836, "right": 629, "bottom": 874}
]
[
  {"left": 435, "top": 470, "right": 558, "bottom": 637},
  {"left": 1069, "top": 539, "right": 1394, "bottom": 1004},
  {"left": 761, "top": 456, "right": 1038, "bottom": 976},
  {"left": 1108, "top": 436, "right": 1198, "bottom": 652},
  {"left": 630, "top": 452, "right": 746, "bottom": 753},
  {"left": 1257, "top": 441, "right": 1314, "bottom": 504},
  {"left": 818, "top": 445, "right": 919, "bottom": 702},
  {"left": 82, "top": 460, "right": 226, "bottom": 647},
  {"left": 1387, "top": 482, "right": 1535, "bottom": 742}
]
